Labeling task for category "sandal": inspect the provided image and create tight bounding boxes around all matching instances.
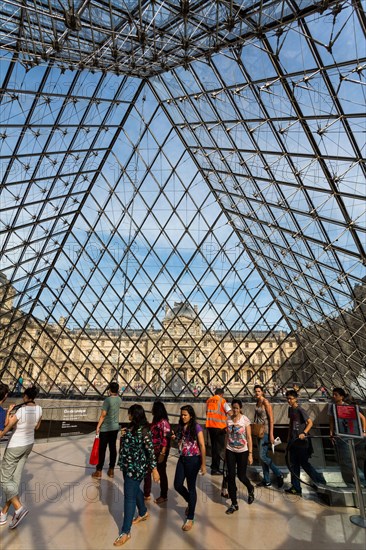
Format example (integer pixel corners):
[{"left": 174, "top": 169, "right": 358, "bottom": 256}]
[
  {"left": 182, "top": 519, "right": 194, "bottom": 531},
  {"left": 113, "top": 533, "right": 131, "bottom": 546},
  {"left": 154, "top": 497, "right": 168, "bottom": 504},
  {"left": 132, "top": 512, "right": 149, "bottom": 525}
]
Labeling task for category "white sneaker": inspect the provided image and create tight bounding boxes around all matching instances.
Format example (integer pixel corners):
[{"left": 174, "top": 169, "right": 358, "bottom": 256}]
[
  {"left": 0, "top": 512, "right": 8, "bottom": 525},
  {"left": 9, "top": 508, "right": 29, "bottom": 529}
]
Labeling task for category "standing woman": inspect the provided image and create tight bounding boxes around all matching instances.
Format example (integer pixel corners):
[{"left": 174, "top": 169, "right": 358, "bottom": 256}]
[
  {"left": 225, "top": 399, "right": 254, "bottom": 514},
  {"left": 174, "top": 405, "right": 206, "bottom": 531},
  {"left": 143, "top": 401, "right": 171, "bottom": 504},
  {"left": 0, "top": 386, "right": 42, "bottom": 529},
  {"left": 114, "top": 404, "right": 159, "bottom": 547},
  {"left": 91, "top": 381, "right": 122, "bottom": 479},
  {"left": 254, "top": 385, "right": 284, "bottom": 488}
]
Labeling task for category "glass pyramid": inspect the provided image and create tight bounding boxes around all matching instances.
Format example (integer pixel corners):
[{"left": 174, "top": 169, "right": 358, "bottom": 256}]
[{"left": 0, "top": 1, "right": 365, "bottom": 399}]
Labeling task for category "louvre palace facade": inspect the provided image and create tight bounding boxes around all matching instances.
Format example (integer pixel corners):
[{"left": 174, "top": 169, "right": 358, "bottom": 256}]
[{"left": 0, "top": 272, "right": 299, "bottom": 398}]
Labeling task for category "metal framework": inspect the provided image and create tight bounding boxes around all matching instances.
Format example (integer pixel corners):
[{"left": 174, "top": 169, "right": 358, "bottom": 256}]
[{"left": 0, "top": 0, "right": 365, "bottom": 399}]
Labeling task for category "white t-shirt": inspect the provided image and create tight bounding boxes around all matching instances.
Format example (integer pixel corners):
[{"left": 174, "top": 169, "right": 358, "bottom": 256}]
[
  {"left": 226, "top": 414, "right": 250, "bottom": 453},
  {"left": 224, "top": 402, "right": 232, "bottom": 414},
  {"left": 7, "top": 405, "right": 42, "bottom": 448}
]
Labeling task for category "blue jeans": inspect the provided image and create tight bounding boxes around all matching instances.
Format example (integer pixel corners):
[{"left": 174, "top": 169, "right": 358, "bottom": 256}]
[
  {"left": 258, "top": 433, "right": 282, "bottom": 483},
  {"left": 174, "top": 455, "right": 201, "bottom": 520},
  {"left": 120, "top": 474, "right": 147, "bottom": 535},
  {"left": 289, "top": 442, "right": 325, "bottom": 492}
]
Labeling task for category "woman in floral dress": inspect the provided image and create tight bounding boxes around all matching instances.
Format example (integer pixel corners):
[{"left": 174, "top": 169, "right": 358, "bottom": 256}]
[{"left": 113, "top": 404, "right": 159, "bottom": 547}]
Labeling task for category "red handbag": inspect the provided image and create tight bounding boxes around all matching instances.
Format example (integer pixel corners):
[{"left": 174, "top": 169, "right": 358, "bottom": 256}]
[{"left": 89, "top": 435, "right": 100, "bottom": 465}]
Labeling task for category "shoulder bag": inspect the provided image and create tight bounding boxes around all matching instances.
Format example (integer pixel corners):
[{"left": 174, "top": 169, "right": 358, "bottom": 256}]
[{"left": 251, "top": 422, "right": 265, "bottom": 439}]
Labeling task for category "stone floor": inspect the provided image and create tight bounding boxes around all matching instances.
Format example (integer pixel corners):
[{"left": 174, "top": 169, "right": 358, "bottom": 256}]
[{"left": 0, "top": 435, "right": 365, "bottom": 550}]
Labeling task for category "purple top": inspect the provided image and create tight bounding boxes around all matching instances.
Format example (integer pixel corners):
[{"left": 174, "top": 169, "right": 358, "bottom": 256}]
[{"left": 178, "top": 423, "right": 203, "bottom": 456}]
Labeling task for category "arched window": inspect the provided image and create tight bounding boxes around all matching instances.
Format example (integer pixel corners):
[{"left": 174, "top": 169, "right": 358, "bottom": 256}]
[
  {"left": 222, "top": 370, "right": 227, "bottom": 383},
  {"left": 202, "top": 369, "right": 209, "bottom": 383},
  {"left": 246, "top": 370, "right": 253, "bottom": 383}
]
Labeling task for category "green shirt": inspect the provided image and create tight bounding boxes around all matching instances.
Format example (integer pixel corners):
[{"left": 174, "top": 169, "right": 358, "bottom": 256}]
[{"left": 100, "top": 395, "right": 122, "bottom": 432}]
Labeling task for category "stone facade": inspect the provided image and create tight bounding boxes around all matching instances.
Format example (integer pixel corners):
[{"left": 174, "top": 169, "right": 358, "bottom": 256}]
[
  {"left": 0, "top": 278, "right": 298, "bottom": 397},
  {"left": 0, "top": 292, "right": 297, "bottom": 395}
]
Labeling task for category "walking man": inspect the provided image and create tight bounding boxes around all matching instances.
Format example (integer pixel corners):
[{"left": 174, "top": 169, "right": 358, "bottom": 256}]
[{"left": 285, "top": 389, "right": 326, "bottom": 495}]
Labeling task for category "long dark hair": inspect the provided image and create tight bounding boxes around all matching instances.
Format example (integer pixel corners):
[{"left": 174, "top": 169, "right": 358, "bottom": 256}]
[
  {"left": 179, "top": 405, "right": 198, "bottom": 441},
  {"left": 128, "top": 404, "right": 149, "bottom": 434},
  {"left": 0, "top": 383, "right": 9, "bottom": 402},
  {"left": 152, "top": 401, "right": 169, "bottom": 423},
  {"left": 24, "top": 386, "right": 38, "bottom": 401},
  {"left": 12, "top": 385, "right": 39, "bottom": 412}
]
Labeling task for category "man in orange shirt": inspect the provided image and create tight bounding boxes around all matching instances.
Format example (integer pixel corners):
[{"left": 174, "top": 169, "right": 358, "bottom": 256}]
[{"left": 206, "top": 388, "right": 231, "bottom": 475}]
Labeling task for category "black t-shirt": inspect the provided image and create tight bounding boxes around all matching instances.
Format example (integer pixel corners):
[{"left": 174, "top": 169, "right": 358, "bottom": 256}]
[{"left": 288, "top": 405, "right": 309, "bottom": 440}]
